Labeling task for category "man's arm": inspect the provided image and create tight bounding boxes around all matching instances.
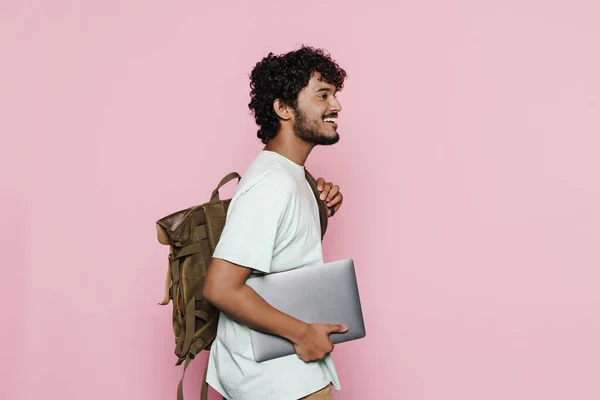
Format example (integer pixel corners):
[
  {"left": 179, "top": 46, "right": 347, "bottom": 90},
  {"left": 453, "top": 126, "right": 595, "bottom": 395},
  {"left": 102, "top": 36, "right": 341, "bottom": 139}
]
[
  {"left": 203, "top": 257, "right": 307, "bottom": 342},
  {"left": 202, "top": 257, "right": 347, "bottom": 362}
]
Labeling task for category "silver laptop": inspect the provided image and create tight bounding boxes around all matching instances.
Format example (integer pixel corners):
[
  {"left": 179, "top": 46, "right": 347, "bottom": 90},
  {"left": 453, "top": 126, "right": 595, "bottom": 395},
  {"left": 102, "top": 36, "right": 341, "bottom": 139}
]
[{"left": 245, "top": 258, "right": 366, "bottom": 362}]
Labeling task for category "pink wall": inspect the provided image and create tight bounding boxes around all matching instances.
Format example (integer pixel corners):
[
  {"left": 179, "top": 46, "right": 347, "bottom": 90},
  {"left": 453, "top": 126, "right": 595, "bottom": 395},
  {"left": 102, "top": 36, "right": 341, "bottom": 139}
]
[{"left": 3, "top": 1, "right": 600, "bottom": 399}]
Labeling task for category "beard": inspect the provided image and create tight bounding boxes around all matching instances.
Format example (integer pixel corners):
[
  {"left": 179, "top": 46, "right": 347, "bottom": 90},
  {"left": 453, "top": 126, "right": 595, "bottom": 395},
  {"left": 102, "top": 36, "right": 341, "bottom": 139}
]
[{"left": 293, "top": 106, "right": 340, "bottom": 146}]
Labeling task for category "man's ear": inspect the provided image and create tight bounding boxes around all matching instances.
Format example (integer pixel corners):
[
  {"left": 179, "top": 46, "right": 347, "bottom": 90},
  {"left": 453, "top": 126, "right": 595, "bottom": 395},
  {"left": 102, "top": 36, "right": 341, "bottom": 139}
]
[{"left": 273, "top": 99, "right": 293, "bottom": 121}]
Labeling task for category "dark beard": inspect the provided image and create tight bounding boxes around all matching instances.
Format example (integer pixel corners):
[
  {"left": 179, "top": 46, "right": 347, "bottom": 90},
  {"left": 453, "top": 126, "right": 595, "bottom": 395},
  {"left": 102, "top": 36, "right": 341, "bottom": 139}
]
[{"left": 293, "top": 106, "right": 340, "bottom": 145}]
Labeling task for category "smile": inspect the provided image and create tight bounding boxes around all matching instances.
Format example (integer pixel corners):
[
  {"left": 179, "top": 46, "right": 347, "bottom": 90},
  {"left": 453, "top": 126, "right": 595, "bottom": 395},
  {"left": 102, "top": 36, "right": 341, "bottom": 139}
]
[{"left": 323, "top": 117, "right": 337, "bottom": 123}]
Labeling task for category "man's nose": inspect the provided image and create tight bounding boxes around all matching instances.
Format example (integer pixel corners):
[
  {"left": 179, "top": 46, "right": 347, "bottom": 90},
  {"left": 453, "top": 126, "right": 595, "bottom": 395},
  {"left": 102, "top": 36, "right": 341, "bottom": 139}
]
[{"left": 330, "top": 96, "right": 342, "bottom": 113}]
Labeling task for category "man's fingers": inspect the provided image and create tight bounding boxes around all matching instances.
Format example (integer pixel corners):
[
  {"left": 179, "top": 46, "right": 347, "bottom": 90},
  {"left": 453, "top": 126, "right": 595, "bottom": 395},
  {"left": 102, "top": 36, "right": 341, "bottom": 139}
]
[
  {"left": 325, "top": 185, "right": 339, "bottom": 203},
  {"left": 326, "top": 193, "right": 342, "bottom": 208},
  {"left": 319, "top": 182, "right": 332, "bottom": 201},
  {"left": 317, "top": 178, "right": 325, "bottom": 191},
  {"left": 326, "top": 324, "right": 349, "bottom": 333}
]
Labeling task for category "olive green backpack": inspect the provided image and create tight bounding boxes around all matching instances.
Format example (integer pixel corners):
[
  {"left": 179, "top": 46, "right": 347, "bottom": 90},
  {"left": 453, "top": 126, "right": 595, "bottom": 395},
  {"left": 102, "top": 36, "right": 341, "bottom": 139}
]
[{"left": 156, "top": 169, "right": 329, "bottom": 400}]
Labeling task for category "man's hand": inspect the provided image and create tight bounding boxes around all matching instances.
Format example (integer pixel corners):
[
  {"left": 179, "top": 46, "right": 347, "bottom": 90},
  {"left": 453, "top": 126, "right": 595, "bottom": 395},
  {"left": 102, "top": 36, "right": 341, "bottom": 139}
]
[
  {"left": 292, "top": 323, "right": 348, "bottom": 362},
  {"left": 316, "top": 178, "right": 343, "bottom": 217}
]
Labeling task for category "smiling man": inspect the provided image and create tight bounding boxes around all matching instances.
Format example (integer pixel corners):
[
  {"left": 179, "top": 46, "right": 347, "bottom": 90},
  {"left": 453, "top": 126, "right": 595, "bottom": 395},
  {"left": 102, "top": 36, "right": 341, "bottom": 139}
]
[{"left": 203, "top": 46, "right": 348, "bottom": 400}]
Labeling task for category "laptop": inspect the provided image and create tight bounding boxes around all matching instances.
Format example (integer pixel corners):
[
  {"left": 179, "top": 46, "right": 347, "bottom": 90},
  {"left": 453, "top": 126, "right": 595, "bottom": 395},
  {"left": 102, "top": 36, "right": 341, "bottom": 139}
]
[{"left": 245, "top": 258, "right": 366, "bottom": 362}]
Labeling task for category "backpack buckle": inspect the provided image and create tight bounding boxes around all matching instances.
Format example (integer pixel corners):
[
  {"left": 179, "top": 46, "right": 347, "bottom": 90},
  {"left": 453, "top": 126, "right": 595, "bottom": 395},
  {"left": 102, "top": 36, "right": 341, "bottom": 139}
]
[{"left": 175, "top": 352, "right": 196, "bottom": 366}]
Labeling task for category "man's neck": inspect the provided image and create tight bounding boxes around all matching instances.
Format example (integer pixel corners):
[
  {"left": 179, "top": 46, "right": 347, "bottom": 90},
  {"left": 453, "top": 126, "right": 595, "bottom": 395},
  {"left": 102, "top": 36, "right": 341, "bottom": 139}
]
[{"left": 264, "top": 130, "right": 314, "bottom": 167}]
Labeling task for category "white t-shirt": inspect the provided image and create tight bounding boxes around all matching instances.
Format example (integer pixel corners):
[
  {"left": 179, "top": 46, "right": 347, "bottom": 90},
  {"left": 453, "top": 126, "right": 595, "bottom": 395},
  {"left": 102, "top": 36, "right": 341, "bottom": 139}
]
[{"left": 205, "top": 150, "right": 341, "bottom": 400}]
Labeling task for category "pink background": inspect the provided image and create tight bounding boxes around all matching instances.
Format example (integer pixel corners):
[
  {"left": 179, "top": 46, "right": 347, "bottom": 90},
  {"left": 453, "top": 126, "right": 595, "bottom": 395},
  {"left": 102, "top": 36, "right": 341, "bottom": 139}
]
[{"left": 2, "top": 1, "right": 600, "bottom": 399}]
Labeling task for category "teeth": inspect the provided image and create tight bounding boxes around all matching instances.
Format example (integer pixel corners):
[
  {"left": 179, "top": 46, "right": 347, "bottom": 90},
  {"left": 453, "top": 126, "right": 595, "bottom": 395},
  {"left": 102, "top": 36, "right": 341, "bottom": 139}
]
[{"left": 324, "top": 117, "right": 337, "bottom": 123}]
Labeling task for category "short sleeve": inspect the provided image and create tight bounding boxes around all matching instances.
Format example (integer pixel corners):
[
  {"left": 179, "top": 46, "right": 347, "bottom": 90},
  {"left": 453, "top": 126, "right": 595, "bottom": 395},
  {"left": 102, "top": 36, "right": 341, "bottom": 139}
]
[{"left": 212, "top": 182, "right": 288, "bottom": 274}]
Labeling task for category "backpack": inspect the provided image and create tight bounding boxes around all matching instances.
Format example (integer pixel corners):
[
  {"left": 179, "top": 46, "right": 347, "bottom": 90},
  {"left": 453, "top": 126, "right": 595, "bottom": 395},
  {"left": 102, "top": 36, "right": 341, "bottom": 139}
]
[{"left": 156, "top": 168, "right": 329, "bottom": 400}]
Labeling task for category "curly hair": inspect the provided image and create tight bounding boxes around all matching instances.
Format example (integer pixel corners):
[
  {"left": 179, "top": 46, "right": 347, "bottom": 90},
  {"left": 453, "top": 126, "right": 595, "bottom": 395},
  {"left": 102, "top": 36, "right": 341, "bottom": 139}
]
[{"left": 248, "top": 45, "right": 347, "bottom": 144}]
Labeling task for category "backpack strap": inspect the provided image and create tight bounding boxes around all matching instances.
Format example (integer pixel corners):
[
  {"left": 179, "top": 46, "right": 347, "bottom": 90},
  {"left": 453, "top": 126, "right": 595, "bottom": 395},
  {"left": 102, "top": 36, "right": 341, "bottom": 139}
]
[
  {"left": 304, "top": 168, "right": 328, "bottom": 240},
  {"left": 210, "top": 172, "right": 241, "bottom": 203},
  {"left": 200, "top": 355, "right": 210, "bottom": 400},
  {"left": 159, "top": 259, "right": 172, "bottom": 305},
  {"left": 199, "top": 355, "right": 226, "bottom": 400},
  {"left": 177, "top": 339, "right": 207, "bottom": 400},
  {"left": 177, "top": 355, "right": 193, "bottom": 400}
]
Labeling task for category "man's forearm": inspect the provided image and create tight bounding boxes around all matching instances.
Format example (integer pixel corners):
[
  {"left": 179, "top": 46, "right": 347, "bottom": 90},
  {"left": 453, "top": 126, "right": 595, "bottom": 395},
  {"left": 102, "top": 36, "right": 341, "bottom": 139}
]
[{"left": 207, "top": 284, "right": 308, "bottom": 344}]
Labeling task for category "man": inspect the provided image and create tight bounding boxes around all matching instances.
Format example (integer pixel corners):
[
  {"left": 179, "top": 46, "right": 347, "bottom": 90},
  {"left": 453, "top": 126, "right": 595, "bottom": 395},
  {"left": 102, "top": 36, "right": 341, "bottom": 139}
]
[{"left": 203, "top": 46, "right": 348, "bottom": 400}]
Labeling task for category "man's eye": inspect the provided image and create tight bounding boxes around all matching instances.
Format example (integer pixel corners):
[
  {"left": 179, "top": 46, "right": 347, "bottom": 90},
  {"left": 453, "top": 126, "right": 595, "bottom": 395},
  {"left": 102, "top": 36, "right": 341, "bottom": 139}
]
[{"left": 319, "top": 94, "right": 327, "bottom": 99}]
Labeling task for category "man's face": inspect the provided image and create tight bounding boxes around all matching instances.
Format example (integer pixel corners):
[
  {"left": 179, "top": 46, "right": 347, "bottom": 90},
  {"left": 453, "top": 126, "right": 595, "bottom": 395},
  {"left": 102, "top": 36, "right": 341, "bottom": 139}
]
[{"left": 292, "top": 72, "right": 343, "bottom": 146}]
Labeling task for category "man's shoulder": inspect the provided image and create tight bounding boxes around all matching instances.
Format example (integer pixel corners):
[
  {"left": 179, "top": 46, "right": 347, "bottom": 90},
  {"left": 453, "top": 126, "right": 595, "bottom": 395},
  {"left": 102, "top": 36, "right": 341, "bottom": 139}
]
[
  {"left": 239, "top": 156, "right": 298, "bottom": 198},
  {"left": 238, "top": 170, "right": 296, "bottom": 201}
]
